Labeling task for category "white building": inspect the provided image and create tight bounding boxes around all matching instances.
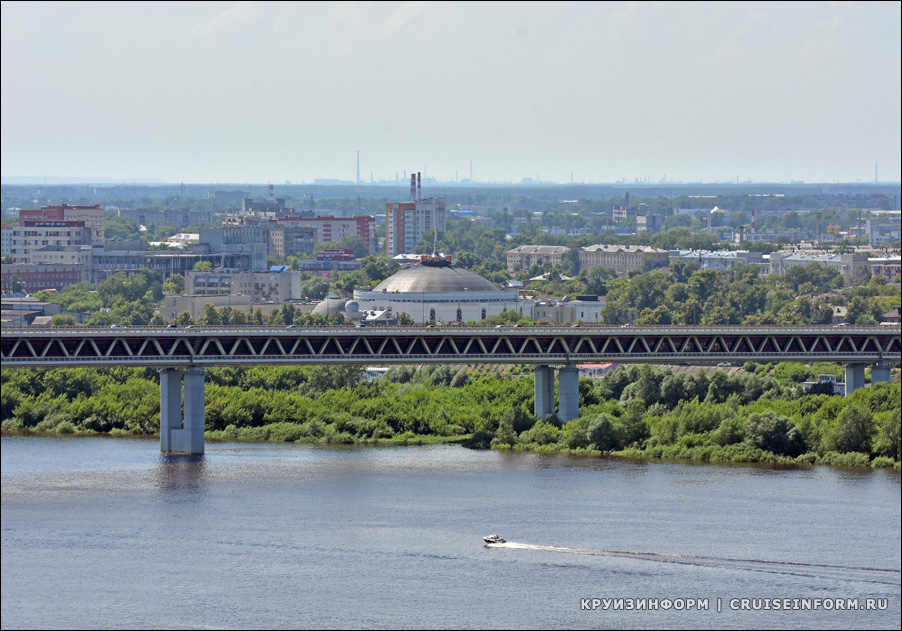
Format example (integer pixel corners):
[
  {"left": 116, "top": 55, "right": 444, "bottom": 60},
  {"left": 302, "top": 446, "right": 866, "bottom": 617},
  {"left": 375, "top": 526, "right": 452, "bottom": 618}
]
[
  {"left": 668, "top": 249, "right": 767, "bottom": 272},
  {"left": 316, "top": 264, "right": 533, "bottom": 325},
  {"left": 533, "top": 295, "right": 606, "bottom": 324},
  {"left": 768, "top": 252, "right": 869, "bottom": 276},
  {"left": 184, "top": 267, "right": 302, "bottom": 302}
]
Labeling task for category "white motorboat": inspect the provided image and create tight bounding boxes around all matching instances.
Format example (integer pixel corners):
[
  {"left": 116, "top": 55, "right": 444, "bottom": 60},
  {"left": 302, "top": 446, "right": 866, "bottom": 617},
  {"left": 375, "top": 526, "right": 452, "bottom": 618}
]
[{"left": 483, "top": 534, "right": 505, "bottom": 544}]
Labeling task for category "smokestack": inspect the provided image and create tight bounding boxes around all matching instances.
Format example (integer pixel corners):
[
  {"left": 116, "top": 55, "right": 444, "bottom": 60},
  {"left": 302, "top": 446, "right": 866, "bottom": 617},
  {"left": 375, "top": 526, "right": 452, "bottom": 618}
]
[
  {"left": 417, "top": 172, "right": 421, "bottom": 201},
  {"left": 410, "top": 174, "right": 416, "bottom": 202},
  {"left": 751, "top": 211, "right": 756, "bottom": 233}
]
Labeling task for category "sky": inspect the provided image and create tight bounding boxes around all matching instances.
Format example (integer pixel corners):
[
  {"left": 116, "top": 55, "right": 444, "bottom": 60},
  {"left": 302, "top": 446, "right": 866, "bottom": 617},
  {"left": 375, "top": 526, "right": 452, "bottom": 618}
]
[{"left": 2, "top": 1, "right": 900, "bottom": 185}]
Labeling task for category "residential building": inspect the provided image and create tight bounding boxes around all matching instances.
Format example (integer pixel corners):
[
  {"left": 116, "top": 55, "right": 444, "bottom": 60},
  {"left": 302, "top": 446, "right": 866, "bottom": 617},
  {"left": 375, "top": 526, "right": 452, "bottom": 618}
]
[
  {"left": 20, "top": 205, "right": 105, "bottom": 241},
  {"left": 768, "top": 251, "right": 870, "bottom": 276},
  {"left": 277, "top": 215, "right": 376, "bottom": 254},
  {"left": 118, "top": 208, "right": 211, "bottom": 228},
  {"left": 613, "top": 202, "right": 648, "bottom": 223},
  {"left": 882, "top": 307, "right": 901, "bottom": 324},
  {"left": 184, "top": 267, "right": 302, "bottom": 302},
  {"left": 869, "top": 256, "right": 902, "bottom": 282},
  {"left": 579, "top": 245, "right": 668, "bottom": 277},
  {"left": 668, "top": 249, "right": 767, "bottom": 272},
  {"left": 802, "top": 374, "right": 846, "bottom": 396},
  {"left": 298, "top": 249, "right": 362, "bottom": 277},
  {"left": 1, "top": 263, "right": 83, "bottom": 293},
  {"left": 506, "top": 245, "right": 570, "bottom": 273},
  {"left": 1, "top": 223, "right": 12, "bottom": 255},
  {"left": 385, "top": 173, "right": 446, "bottom": 257},
  {"left": 533, "top": 295, "right": 606, "bottom": 324},
  {"left": 11, "top": 220, "right": 92, "bottom": 264},
  {"left": 28, "top": 245, "right": 93, "bottom": 281},
  {"left": 636, "top": 212, "right": 663, "bottom": 234}
]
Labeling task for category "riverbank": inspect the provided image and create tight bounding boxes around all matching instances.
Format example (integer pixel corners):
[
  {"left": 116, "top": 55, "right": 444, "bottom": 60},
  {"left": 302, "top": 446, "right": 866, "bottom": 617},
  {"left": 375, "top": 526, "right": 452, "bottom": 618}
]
[{"left": 2, "top": 364, "right": 899, "bottom": 469}]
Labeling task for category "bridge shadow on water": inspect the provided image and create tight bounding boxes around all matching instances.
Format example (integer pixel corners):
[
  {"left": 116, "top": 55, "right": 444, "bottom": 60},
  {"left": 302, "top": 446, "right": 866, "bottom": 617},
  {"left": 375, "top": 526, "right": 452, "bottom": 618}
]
[{"left": 154, "top": 453, "right": 207, "bottom": 495}]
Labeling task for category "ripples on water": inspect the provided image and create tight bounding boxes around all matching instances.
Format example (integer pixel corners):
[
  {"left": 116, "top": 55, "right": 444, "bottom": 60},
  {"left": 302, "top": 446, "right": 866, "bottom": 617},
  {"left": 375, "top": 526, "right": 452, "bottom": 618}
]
[{"left": 2, "top": 436, "right": 900, "bottom": 630}]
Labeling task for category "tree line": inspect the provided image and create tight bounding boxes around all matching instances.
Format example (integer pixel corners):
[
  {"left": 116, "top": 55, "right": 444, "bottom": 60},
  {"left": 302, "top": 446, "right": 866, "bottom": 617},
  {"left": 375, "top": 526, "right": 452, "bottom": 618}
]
[{"left": 2, "top": 363, "right": 898, "bottom": 468}]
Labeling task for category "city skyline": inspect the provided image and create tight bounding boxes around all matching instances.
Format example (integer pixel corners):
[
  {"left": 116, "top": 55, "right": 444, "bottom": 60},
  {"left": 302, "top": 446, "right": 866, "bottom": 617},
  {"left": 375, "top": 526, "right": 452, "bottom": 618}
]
[{"left": 2, "top": 2, "right": 900, "bottom": 185}]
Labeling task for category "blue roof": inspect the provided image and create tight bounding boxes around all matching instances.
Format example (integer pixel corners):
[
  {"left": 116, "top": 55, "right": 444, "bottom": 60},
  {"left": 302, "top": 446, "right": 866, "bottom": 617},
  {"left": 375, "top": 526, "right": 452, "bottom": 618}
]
[{"left": 270, "top": 265, "right": 289, "bottom": 271}]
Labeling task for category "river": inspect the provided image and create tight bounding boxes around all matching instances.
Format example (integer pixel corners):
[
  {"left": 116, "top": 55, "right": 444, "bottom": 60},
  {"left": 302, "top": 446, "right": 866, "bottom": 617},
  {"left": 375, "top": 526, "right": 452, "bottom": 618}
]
[{"left": 2, "top": 435, "right": 899, "bottom": 629}]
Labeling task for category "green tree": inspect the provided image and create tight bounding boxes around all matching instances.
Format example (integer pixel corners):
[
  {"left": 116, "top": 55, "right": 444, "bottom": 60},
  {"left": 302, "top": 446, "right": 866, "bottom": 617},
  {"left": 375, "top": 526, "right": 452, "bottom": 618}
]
[
  {"left": 49, "top": 314, "right": 78, "bottom": 327},
  {"left": 197, "top": 303, "right": 222, "bottom": 326},
  {"left": 301, "top": 277, "right": 330, "bottom": 300},
  {"left": 825, "top": 405, "right": 874, "bottom": 454},
  {"left": 744, "top": 412, "right": 805, "bottom": 457},
  {"left": 8, "top": 275, "right": 25, "bottom": 294},
  {"left": 193, "top": 261, "right": 213, "bottom": 271},
  {"left": 587, "top": 414, "right": 618, "bottom": 451},
  {"left": 162, "top": 273, "right": 185, "bottom": 295},
  {"left": 875, "top": 408, "right": 901, "bottom": 460}
]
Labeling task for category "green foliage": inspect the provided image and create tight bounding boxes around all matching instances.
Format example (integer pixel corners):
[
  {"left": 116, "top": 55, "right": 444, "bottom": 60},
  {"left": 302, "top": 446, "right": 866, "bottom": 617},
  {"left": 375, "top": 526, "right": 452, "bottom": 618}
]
[
  {"left": 162, "top": 273, "right": 185, "bottom": 295},
  {"left": 744, "top": 412, "right": 806, "bottom": 457},
  {"left": 49, "top": 314, "right": 79, "bottom": 327},
  {"left": 823, "top": 405, "right": 874, "bottom": 454},
  {"left": 875, "top": 408, "right": 901, "bottom": 460},
  {"left": 587, "top": 414, "right": 618, "bottom": 451},
  {"left": 2, "top": 359, "right": 897, "bottom": 470}
]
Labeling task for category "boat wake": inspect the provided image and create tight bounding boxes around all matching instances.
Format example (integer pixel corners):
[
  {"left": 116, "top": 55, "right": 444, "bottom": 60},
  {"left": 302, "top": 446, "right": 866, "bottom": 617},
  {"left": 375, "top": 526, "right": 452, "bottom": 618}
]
[{"left": 484, "top": 541, "right": 900, "bottom": 586}]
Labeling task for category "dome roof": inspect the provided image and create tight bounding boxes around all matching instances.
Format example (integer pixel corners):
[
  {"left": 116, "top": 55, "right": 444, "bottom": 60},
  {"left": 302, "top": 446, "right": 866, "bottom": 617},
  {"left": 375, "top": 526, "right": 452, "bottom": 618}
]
[
  {"left": 311, "top": 297, "right": 347, "bottom": 315},
  {"left": 371, "top": 266, "right": 500, "bottom": 294}
]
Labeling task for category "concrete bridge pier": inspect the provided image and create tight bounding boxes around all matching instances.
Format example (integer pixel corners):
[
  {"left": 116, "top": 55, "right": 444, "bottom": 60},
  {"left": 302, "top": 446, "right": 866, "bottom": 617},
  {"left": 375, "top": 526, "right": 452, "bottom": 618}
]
[
  {"left": 844, "top": 363, "right": 866, "bottom": 397},
  {"left": 871, "top": 363, "right": 891, "bottom": 385},
  {"left": 557, "top": 365, "right": 580, "bottom": 422},
  {"left": 534, "top": 364, "right": 580, "bottom": 422},
  {"left": 160, "top": 367, "right": 205, "bottom": 454},
  {"left": 534, "top": 366, "right": 556, "bottom": 420}
]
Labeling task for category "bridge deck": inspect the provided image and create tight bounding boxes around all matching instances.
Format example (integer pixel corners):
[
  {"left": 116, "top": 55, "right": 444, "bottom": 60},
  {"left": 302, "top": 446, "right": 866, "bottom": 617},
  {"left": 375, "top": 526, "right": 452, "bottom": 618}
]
[{"left": 2, "top": 326, "right": 898, "bottom": 367}]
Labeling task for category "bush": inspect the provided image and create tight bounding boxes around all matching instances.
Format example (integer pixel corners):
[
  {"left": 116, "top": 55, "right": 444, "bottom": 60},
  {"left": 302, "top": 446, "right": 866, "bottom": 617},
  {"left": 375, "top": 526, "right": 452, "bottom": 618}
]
[
  {"left": 462, "top": 430, "right": 494, "bottom": 450},
  {"left": 818, "top": 451, "right": 871, "bottom": 468},
  {"left": 587, "top": 415, "right": 618, "bottom": 451},
  {"left": 744, "top": 412, "right": 806, "bottom": 457},
  {"left": 824, "top": 405, "right": 874, "bottom": 454}
]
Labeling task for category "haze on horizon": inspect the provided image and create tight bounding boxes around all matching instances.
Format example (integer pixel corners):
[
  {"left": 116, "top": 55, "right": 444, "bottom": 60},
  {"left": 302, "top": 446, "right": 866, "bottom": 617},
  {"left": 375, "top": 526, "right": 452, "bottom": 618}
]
[{"left": 2, "top": 1, "right": 900, "bottom": 185}]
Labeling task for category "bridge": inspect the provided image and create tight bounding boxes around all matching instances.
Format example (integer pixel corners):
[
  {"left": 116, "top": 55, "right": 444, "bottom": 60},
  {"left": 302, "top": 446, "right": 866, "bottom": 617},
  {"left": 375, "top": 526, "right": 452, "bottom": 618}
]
[{"left": 2, "top": 325, "right": 898, "bottom": 454}]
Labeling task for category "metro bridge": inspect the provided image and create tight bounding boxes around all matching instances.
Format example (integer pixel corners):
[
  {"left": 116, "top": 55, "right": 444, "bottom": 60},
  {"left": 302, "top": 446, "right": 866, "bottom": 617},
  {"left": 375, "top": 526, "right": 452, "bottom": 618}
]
[{"left": 2, "top": 325, "right": 898, "bottom": 454}]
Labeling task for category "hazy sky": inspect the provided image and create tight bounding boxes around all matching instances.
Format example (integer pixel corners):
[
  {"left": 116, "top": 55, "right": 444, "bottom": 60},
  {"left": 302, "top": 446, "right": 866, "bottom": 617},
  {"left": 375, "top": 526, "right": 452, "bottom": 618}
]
[{"left": 2, "top": 1, "right": 900, "bottom": 184}]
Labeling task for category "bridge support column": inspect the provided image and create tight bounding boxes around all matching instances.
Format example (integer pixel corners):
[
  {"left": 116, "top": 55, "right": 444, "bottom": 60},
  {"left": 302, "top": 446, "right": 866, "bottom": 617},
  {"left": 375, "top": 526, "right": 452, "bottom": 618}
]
[
  {"left": 871, "top": 363, "right": 891, "bottom": 385},
  {"left": 534, "top": 365, "right": 555, "bottom": 420},
  {"left": 159, "top": 367, "right": 205, "bottom": 454},
  {"left": 844, "top": 363, "right": 866, "bottom": 397},
  {"left": 557, "top": 364, "right": 580, "bottom": 422}
]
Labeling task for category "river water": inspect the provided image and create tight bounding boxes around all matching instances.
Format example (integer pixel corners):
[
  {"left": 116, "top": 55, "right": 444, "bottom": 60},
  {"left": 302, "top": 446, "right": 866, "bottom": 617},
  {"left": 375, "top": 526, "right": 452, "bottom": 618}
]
[{"left": 2, "top": 435, "right": 899, "bottom": 629}]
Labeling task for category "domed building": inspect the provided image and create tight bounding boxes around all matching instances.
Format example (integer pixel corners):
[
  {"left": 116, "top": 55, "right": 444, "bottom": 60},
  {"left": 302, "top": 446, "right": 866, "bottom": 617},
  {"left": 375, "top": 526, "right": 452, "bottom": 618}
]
[{"left": 351, "top": 264, "right": 533, "bottom": 324}]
